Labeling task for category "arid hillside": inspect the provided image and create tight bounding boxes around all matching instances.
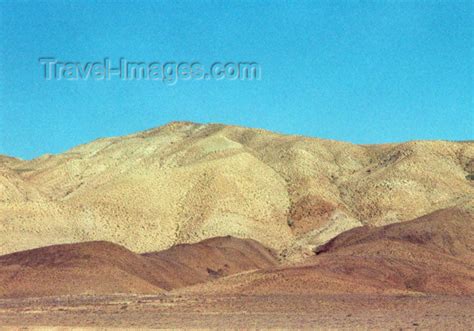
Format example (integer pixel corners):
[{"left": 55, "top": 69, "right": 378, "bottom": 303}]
[
  {"left": 2, "top": 206, "right": 471, "bottom": 299},
  {"left": 185, "top": 206, "right": 474, "bottom": 296},
  {"left": 314, "top": 205, "right": 474, "bottom": 257},
  {"left": 1, "top": 122, "right": 473, "bottom": 256},
  {"left": 0, "top": 236, "right": 277, "bottom": 298},
  {"left": 143, "top": 235, "right": 278, "bottom": 289}
]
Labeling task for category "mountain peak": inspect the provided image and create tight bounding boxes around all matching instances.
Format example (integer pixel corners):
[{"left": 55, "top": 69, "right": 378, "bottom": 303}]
[{"left": 0, "top": 124, "right": 472, "bottom": 258}]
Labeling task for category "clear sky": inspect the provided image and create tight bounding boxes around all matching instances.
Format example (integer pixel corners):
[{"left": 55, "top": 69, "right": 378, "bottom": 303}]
[{"left": 0, "top": 1, "right": 472, "bottom": 159}]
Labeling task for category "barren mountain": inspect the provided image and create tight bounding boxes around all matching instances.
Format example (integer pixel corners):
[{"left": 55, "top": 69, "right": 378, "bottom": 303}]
[
  {"left": 1, "top": 122, "right": 473, "bottom": 256},
  {"left": 0, "top": 236, "right": 277, "bottom": 298},
  {"left": 143, "top": 235, "right": 277, "bottom": 290},
  {"left": 185, "top": 206, "right": 474, "bottom": 296},
  {"left": 314, "top": 204, "right": 474, "bottom": 257}
]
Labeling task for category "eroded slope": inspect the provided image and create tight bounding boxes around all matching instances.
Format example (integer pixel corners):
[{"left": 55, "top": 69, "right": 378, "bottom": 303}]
[
  {"left": 0, "top": 236, "right": 277, "bottom": 298},
  {"left": 1, "top": 122, "right": 472, "bottom": 256},
  {"left": 183, "top": 206, "right": 474, "bottom": 296}
]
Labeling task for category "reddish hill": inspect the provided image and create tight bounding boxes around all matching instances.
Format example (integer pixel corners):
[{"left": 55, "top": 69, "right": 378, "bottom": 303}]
[
  {"left": 0, "top": 236, "right": 278, "bottom": 298},
  {"left": 2, "top": 207, "right": 472, "bottom": 298},
  {"left": 143, "top": 236, "right": 278, "bottom": 290},
  {"left": 186, "top": 207, "right": 474, "bottom": 296},
  {"left": 314, "top": 207, "right": 474, "bottom": 257},
  {"left": 0, "top": 241, "right": 163, "bottom": 298}
]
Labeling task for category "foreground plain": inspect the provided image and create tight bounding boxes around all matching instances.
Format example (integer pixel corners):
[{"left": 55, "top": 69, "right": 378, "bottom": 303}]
[
  {"left": 1, "top": 123, "right": 473, "bottom": 329},
  {"left": 0, "top": 294, "right": 473, "bottom": 329}
]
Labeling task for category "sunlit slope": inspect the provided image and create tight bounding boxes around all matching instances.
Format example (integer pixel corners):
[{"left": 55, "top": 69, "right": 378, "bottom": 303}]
[
  {"left": 1, "top": 122, "right": 472, "bottom": 255},
  {"left": 182, "top": 206, "right": 474, "bottom": 296},
  {"left": 0, "top": 236, "right": 277, "bottom": 298}
]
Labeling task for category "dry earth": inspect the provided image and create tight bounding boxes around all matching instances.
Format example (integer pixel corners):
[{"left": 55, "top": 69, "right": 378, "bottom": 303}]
[
  {"left": 0, "top": 236, "right": 277, "bottom": 297},
  {"left": 0, "top": 205, "right": 473, "bottom": 328},
  {"left": 178, "top": 206, "right": 474, "bottom": 297},
  {"left": 1, "top": 122, "right": 473, "bottom": 259},
  {"left": 0, "top": 122, "right": 473, "bottom": 328},
  {"left": 0, "top": 294, "right": 473, "bottom": 329}
]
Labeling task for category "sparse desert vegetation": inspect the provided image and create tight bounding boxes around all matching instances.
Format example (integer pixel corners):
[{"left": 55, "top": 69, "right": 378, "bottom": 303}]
[{"left": 0, "top": 123, "right": 473, "bottom": 328}]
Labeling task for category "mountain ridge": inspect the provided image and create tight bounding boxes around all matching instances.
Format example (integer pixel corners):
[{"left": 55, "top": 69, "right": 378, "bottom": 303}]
[
  {"left": 1, "top": 122, "right": 472, "bottom": 257},
  {"left": 4, "top": 121, "right": 473, "bottom": 161}
]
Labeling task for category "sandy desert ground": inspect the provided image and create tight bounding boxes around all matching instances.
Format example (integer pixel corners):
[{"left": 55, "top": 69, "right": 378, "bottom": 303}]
[
  {"left": 0, "top": 204, "right": 472, "bottom": 328},
  {"left": 0, "top": 293, "right": 473, "bottom": 329},
  {"left": 0, "top": 122, "right": 473, "bottom": 329}
]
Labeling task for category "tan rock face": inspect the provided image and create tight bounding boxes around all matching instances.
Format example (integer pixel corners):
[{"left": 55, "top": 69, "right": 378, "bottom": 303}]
[{"left": 0, "top": 122, "right": 473, "bottom": 256}]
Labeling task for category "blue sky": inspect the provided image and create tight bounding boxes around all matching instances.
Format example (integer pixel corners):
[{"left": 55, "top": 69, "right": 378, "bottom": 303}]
[{"left": 0, "top": 1, "right": 472, "bottom": 159}]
